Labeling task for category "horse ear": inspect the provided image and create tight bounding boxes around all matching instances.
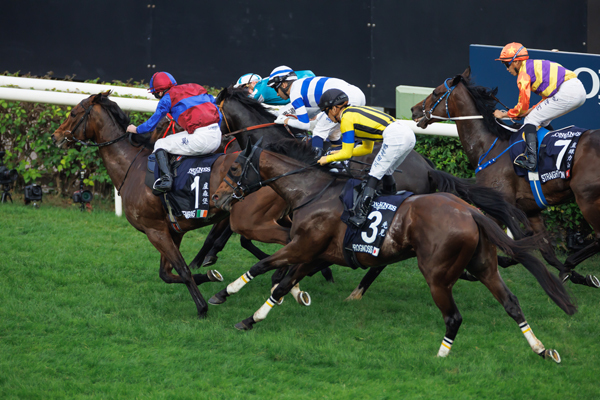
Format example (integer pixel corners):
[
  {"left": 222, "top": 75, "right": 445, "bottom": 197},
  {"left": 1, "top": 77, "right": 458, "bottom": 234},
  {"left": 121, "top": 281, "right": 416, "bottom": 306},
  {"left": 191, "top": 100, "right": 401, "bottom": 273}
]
[
  {"left": 462, "top": 67, "right": 471, "bottom": 79},
  {"left": 451, "top": 75, "right": 462, "bottom": 87},
  {"left": 243, "top": 139, "right": 254, "bottom": 156},
  {"left": 255, "top": 136, "right": 264, "bottom": 148}
]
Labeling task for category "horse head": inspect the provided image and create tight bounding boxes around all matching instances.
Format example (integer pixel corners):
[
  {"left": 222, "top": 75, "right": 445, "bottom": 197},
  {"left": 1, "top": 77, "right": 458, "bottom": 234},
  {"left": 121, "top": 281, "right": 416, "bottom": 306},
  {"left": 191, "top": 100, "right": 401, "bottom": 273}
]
[
  {"left": 212, "top": 137, "right": 265, "bottom": 211},
  {"left": 51, "top": 91, "right": 130, "bottom": 148}
]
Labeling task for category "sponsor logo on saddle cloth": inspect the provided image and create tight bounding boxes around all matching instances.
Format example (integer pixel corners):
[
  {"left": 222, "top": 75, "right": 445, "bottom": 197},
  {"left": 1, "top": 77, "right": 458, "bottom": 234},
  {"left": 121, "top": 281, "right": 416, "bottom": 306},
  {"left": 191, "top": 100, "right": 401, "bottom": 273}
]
[
  {"left": 340, "top": 179, "right": 413, "bottom": 259},
  {"left": 154, "top": 153, "right": 223, "bottom": 219},
  {"left": 509, "top": 126, "right": 587, "bottom": 183}
]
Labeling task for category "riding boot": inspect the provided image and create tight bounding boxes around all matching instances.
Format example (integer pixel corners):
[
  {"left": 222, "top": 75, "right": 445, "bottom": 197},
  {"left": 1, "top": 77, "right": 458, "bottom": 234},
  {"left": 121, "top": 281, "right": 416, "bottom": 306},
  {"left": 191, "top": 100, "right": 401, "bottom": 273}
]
[
  {"left": 153, "top": 149, "right": 173, "bottom": 192},
  {"left": 348, "top": 176, "right": 379, "bottom": 228},
  {"left": 514, "top": 124, "right": 538, "bottom": 171},
  {"left": 381, "top": 174, "right": 397, "bottom": 195}
]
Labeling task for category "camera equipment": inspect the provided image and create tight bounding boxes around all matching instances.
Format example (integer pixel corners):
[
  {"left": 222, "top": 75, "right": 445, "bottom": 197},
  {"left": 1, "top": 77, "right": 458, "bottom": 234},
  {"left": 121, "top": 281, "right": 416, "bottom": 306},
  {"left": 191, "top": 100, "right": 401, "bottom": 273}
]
[
  {"left": 24, "top": 184, "right": 43, "bottom": 207},
  {"left": 0, "top": 151, "right": 18, "bottom": 203},
  {"left": 72, "top": 169, "right": 93, "bottom": 211}
]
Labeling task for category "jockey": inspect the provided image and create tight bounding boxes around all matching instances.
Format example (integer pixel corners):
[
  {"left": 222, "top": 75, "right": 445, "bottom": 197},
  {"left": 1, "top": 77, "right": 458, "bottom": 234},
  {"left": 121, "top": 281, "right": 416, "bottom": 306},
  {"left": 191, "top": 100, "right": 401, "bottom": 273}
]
[
  {"left": 126, "top": 71, "right": 222, "bottom": 192},
  {"left": 249, "top": 69, "right": 316, "bottom": 106},
  {"left": 493, "top": 42, "right": 586, "bottom": 171},
  {"left": 267, "top": 65, "right": 366, "bottom": 155},
  {"left": 316, "top": 89, "right": 416, "bottom": 228}
]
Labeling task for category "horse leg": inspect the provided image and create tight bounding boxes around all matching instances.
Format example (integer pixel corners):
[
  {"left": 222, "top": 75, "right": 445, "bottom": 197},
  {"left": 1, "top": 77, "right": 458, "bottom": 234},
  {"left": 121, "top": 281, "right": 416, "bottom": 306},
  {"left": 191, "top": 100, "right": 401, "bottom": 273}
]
[
  {"left": 147, "top": 229, "right": 208, "bottom": 318},
  {"left": 208, "top": 253, "right": 293, "bottom": 305},
  {"left": 159, "top": 233, "right": 223, "bottom": 285},
  {"left": 188, "top": 218, "right": 231, "bottom": 269},
  {"left": 563, "top": 241, "right": 600, "bottom": 288},
  {"left": 346, "top": 266, "right": 387, "bottom": 301},
  {"left": 235, "top": 262, "right": 316, "bottom": 330},
  {"left": 474, "top": 267, "right": 561, "bottom": 363},
  {"left": 427, "top": 282, "right": 463, "bottom": 357},
  {"left": 240, "top": 236, "right": 270, "bottom": 260}
]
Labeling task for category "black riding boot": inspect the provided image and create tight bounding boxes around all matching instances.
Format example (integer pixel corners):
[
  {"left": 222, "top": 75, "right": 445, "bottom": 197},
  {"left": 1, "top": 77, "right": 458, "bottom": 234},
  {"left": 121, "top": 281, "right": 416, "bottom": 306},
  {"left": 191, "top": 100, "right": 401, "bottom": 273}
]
[
  {"left": 514, "top": 124, "right": 538, "bottom": 171},
  {"left": 154, "top": 149, "right": 173, "bottom": 192},
  {"left": 348, "top": 176, "right": 379, "bottom": 228},
  {"left": 381, "top": 174, "right": 397, "bottom": 195}
]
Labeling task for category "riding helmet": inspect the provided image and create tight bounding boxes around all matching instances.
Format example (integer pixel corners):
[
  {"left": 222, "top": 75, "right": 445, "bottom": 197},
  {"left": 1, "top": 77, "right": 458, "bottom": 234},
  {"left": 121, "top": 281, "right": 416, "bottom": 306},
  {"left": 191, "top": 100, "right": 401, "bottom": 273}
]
[
  {"left": 318, "top": 89, "right": 349, "bottom": 112},
  {"left": 234, "top": 73, "right": 262, "bottom": 88},
  {"left": 495, "top": 42, "right": 529, "bottom": 64},
  {"left": 267, "top": 65, "right": 297, "bottom": 90},
  {"left": 149, "top": 72, "right": 177, "bottom": 93}
]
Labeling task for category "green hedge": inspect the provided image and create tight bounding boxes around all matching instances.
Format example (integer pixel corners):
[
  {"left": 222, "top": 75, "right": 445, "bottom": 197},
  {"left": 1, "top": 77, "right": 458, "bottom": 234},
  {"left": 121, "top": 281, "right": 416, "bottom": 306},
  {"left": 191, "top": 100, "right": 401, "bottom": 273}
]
[{"left": 0, "top": 75, "right": 588, "bottom": 248}]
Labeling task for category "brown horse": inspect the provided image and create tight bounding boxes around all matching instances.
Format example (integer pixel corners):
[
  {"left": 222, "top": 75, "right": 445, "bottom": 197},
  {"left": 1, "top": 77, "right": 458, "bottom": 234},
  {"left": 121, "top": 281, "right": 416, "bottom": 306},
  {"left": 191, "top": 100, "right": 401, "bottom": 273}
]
[
  {"left": 212, "top": 87, "right": 535, "bottom": 300},
  {"left": 410, "top": 68, "right": 599, "bottom": 288},
  {"left": 211, "top": 139, "right": 576, "bottom": 361},
  {"left": 49, "top": 91, "right": 312, "bottom": 318}
]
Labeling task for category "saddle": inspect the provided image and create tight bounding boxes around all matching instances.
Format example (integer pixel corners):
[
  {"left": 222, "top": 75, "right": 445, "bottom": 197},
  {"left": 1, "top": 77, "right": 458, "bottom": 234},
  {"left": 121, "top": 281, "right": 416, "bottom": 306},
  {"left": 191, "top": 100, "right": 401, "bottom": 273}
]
[
  {"left": 339, "top": 179, "right": 413, "bottom": 269},
  {"left": 145, "top": 152, "right": 223, "bottom": 219},
  {"left": 508, "top": 125, "right": 586, "bottom": 182}
]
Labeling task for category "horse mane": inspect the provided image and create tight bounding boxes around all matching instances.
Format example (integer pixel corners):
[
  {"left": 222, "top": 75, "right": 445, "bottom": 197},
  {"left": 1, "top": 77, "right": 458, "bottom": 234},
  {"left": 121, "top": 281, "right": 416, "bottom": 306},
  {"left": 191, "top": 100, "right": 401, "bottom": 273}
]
[
  {"left": 216, "top": 86, "right": 275, "bottom": 122},
  {"left": 458, "top": 75, "right": 513, "bottom": 141},
  {"left": 96, "top": 91, "right": 131, "bottom": 131},
  {"left": 264, "top": 139, "right": 353, "bottom": 179}
]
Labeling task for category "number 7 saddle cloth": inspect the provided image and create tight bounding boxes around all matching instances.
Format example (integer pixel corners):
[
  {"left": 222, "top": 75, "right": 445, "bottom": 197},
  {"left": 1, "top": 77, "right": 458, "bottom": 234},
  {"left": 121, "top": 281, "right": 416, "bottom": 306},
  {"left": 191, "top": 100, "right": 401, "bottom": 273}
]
[
  {"left": 339, "top": 178, "right": 413, "bottom": 269},
  {"left": 509, "top": 126, "right": 586, "bottom": 183}
]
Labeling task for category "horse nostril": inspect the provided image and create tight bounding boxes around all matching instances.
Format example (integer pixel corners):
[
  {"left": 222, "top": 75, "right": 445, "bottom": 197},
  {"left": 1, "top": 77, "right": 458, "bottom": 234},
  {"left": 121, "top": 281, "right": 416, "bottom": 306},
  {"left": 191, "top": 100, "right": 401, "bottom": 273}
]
[{"left": 212, "top": 194, "right": 219, "bottom": 201}]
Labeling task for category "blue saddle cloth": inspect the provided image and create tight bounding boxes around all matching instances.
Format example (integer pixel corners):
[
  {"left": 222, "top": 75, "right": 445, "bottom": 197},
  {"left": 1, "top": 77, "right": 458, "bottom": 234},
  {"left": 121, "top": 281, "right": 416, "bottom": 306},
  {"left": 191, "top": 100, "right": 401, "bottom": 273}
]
[
  {"left": 339, "top": 179, "right": 413, "bottom": 269},
  {"left": 153, "top": 153, "right": 223, "bottom": 219},
  {"left": 509, "top": 126, "right": 586, "bottom": 183}
]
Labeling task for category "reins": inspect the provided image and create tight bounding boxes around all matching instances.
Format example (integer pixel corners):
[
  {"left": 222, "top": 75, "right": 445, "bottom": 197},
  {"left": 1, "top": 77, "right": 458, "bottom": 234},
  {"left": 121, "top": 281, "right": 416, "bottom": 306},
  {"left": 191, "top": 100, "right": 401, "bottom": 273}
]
[{"left": 218, "top": 99, "right": 297, "bottom": 138}]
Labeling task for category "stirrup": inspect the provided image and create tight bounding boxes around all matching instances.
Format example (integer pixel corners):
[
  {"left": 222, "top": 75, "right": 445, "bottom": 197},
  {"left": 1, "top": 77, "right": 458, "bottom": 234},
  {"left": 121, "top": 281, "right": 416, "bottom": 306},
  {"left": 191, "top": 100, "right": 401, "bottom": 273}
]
[
  {"left": 153, "top": 177, "right": 172, "bottom": 192},
  {"left": 514, "top": 155, "right": 536, "bottom": 171}
]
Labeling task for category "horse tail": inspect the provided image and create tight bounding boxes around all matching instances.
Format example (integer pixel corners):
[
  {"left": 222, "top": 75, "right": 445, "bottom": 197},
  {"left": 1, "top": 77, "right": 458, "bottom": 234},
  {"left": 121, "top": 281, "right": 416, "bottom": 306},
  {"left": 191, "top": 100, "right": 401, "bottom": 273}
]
[
  {"left": 470, "top": 210, "right": 578, "bottom": 316},
  {"left": 429, "top": 169, "right": 530, "bottom": 239}
]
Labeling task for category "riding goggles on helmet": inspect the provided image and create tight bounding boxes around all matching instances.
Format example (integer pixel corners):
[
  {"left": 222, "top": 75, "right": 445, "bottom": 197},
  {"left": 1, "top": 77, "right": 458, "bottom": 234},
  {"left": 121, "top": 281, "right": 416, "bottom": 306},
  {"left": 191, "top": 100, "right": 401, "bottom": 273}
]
[{"left": 502, "top": 46, "right": 525, "bottom": 69}]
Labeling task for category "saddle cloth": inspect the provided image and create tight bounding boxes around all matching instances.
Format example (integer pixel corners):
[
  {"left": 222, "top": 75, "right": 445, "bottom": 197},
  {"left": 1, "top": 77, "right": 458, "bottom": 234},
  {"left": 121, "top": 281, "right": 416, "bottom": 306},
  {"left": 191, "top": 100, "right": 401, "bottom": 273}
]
[
  {"left": 339, "top": 179, "right": 413, "bottom": 269},
  {"left": 146, "top": 153, "right": 223, "bottom": 219},
  {"left": 509, "top": 126, "right": 586, "bottom": 183}
]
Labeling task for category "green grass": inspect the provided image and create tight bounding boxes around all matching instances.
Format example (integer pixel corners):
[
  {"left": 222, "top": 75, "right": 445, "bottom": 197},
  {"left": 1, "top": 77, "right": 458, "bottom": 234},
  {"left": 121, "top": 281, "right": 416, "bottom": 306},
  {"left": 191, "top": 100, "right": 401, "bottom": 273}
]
[{"left": 1, "top": 204, "right": 599, "bottom": 399}]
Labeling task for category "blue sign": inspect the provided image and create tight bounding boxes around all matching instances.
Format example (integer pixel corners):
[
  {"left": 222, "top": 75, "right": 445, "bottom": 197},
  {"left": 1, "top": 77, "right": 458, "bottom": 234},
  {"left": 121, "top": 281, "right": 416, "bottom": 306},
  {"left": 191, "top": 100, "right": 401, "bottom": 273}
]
[{"left": 470, "top": 44, "right": 600, "bottom": 130}]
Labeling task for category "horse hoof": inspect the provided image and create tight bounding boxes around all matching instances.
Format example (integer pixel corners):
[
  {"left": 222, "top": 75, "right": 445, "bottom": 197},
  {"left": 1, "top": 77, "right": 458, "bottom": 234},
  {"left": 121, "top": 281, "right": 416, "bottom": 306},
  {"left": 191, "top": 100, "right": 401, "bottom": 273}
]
[
  {"left": 207, "top": 270, "right": 223, "bottom": 282},
  {"left": 345, "top": 287, "right": 364, "bottom": 301},
  {"left": 202, "top": 256, "right": 218, "bottom": 268},
  {"left": 208, "top": 291, "right": 227, "bottom": 305},
  {"left": 274, "top": 297, "right": 284, "bottom": 306},
  {"left": 296, "top": 291, "right": 311, "bottom": 306},
  {"left": 543, "top": 349, "right": 561, "bottom": 364},
  {"left": 234, "top": 321, "right": 253, "bottom": 331},
  {"left": 586, "top": 274, "right": 600, "bottom": 288},
  {"left": 560, "top": 272, "right": 571, "bottom": 284}
]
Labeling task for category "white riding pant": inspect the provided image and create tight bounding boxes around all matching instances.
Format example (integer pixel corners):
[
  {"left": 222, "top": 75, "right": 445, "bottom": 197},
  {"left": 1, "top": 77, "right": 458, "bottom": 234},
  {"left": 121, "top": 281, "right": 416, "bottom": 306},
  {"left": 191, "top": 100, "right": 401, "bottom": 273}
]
[
  {"left": 153, "top": 123, "right": 221, "bottom": 156},
  {"left": 524, "top": 78, "right": 586, "bottom": 128},
  {"left": 311, "top": 85, "right": 367, "bottom": 142},
  {"left": 369, "top": 121, "right": 416, "bottom": 180}
]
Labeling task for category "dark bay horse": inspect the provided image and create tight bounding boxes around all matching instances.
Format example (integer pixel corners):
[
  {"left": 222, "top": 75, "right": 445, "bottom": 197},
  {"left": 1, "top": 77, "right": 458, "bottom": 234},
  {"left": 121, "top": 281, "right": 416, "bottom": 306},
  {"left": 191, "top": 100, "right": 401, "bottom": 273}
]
[
  {"left": 211, "top": 139, "right": 575, "bottom": 361},
  {"left": 49, "top": 91, "right": 314, "bottom": 317},
  {"left": 213, "top": 87, "right": 534, "bottom": 299},
  {"left": 410, "top": 68, "right": 599, "bottom": 288}
]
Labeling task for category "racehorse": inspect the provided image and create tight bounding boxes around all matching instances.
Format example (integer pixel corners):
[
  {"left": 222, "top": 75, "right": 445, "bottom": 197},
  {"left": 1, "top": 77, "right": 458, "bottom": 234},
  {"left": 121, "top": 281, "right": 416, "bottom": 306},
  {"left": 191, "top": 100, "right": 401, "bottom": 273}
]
[
  {"left": 211, "top": 139, "right": 576, "bottom": 361},
  {"left": 213, "top": 87, "right": 535, "bottom": 299},
  {"left": 411, "top": 68, "right": 599, "bottom": 288},
  {"left": 49, "top": 91, "right": 312, "bottom": 318}
]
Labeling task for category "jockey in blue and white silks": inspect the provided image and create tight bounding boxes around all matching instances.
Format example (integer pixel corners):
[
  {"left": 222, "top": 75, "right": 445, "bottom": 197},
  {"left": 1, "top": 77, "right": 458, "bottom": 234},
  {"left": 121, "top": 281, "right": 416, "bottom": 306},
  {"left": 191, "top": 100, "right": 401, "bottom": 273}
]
[{"left": 266, "top": 65, "right": 365, "bottom": 152}]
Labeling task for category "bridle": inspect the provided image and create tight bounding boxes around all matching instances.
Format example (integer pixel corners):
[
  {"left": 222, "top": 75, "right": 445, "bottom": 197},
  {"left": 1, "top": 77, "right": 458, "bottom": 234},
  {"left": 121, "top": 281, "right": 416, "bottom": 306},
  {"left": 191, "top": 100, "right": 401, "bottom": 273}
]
[
  {"left": 62, "top": 100, "right": 142, "bottom": 195},
  {"left": 221, "top": 142, "right": 333, "bottom": 212},
  {"left": 421, "top": 78, "right": 483, "bottom": 123},
  {"left": 64, "top": 102, "right": 130, "bottom": 148}
]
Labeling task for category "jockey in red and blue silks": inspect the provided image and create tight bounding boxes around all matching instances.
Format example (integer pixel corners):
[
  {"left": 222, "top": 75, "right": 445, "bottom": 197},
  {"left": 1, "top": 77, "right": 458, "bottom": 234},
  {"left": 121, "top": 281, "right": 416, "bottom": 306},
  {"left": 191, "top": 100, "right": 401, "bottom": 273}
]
[{"left": 126, "top": 71, "right": 223, "bottom": 192}]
